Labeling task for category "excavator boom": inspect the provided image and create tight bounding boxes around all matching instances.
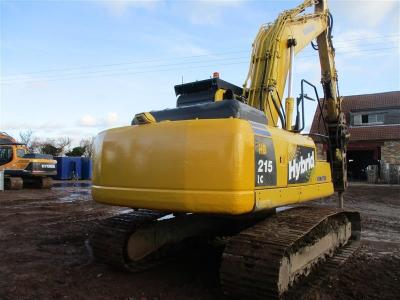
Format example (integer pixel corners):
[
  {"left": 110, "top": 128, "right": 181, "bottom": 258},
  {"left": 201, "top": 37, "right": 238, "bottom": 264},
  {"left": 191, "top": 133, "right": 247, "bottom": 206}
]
[{"left": 244, "top": 0, "right": 348, "bottom": 196}]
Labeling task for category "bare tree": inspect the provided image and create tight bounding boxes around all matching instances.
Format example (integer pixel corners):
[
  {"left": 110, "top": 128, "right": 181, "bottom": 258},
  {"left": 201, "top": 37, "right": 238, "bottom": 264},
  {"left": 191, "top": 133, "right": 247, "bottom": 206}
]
[
  {"left": 40, "top": 142, "right": 59, "bottom": 156},
  {"left": 30, "top": 137, "right": 43, "bottom": 153},
  {"left": 56, "top": 137, "right": 72, "bottom": 155},
  {"left": 19, "top": 129, "right": 34, "bottom": 148},
  {"left": 27, "top": 136, "right": 72, "bottom": 157},
  {"left": 80, "top": 137, "right": 95, "bottom": 158}
]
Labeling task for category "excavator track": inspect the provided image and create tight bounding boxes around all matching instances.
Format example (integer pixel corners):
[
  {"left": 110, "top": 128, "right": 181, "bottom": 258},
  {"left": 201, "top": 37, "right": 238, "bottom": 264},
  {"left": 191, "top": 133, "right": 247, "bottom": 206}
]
[
  {"left": 5, "top": 177, "right": 23, "bottom": 190},
  {"left": 220, "top": 206, "right": 360, "bottom": 299},
  {"left": 90, "top": 210, "right": 168, "bottom": 272},
  {"left": 36, "top": 177, "right": 53, "bottom": 189},
  {"left": 283, "top": 241, "right": 360, "bottom": 299},
  {"left": 24, "top": 177, "right": 53, "bottom": 189}
]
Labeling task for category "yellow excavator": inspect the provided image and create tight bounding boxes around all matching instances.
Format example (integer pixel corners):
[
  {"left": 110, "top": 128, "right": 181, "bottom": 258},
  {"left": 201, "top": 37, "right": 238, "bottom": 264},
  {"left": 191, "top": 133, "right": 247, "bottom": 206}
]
[
  {"left": 0, "top": 132, "right": 56, "bottom": 189},
  {"left": 90, "top": 0, "right": 360, "bottom": 298}
]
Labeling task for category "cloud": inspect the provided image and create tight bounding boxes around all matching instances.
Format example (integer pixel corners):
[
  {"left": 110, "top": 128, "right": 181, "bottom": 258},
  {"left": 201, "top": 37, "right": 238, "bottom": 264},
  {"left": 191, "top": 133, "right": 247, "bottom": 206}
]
[
  {"left": 99, "top": 0, "right": 161, "bottom": 16},
  {"left": 79, "top": 114, "right": 97, "bottom": 127},
  {"left": 2, "top": 121, "right": 63, "bottom": 131},
  {"left": 185, "top": 1, "right": 243, "bottom": 26},
  {"left": 295, "top": 60, "right": 316, "bottom": 73},
  {"left": 333, "top": 0, "right": 398, "bottom": 28},
  {"left": 3, "top": 115, "right": 119, "bottom": 146},
  {"left": 136, "top": 19, "right": 212, "bottom": 57},
  {"left": 78, "top": 112, "right": 119, "bottom": 127},
  {"left": 168, "top": 43, "right": 210, "bottom": 56},
  {"left": 105, "top": 112, "right": 118, "bottom": 125},
  {"left": 29, "top": 80, "right": 49, "bottom": 88},
  {"left": 2, "top": 126, "right": 100, "bottom": 147},
  {"left": 329, "top": 27, "right": 398, "bottom": 62},
  {"left": 333, "top": 29, "right": 380, "bottom": 58},
  {"left": 1, "top": 72, "right": 50, "bottom": 88}
]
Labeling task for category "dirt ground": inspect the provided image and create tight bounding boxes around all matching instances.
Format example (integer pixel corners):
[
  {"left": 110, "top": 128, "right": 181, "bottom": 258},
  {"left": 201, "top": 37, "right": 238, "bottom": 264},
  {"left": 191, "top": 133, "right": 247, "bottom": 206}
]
[{"left": 0, "top": 183, "right": 399, "bottom": 300}]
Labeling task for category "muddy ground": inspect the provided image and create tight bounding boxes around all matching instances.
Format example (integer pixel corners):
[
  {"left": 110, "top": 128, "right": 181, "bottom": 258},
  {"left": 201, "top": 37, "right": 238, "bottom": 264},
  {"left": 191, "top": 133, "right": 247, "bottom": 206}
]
[{"left": 0, "top": 183, "right": 399, "bottom": 300}]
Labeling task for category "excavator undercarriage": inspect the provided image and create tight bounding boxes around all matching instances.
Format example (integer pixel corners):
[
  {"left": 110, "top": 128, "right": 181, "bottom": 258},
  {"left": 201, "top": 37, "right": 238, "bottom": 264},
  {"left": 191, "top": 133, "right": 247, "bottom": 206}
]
[
  {"left": 91, "top": 207, "right": 360, "bottom": 299},
  {"left": 5, "top": 176, "right": 53, "bottom": 190}
]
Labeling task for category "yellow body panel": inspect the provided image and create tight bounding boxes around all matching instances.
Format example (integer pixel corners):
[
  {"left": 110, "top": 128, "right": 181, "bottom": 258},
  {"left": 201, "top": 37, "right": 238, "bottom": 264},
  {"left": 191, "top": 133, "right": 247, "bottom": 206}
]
[
  {"left": 255, "top": 182, "right": 333, "bottom": 210},
  {"left": 92, "top": 118, "right": 334, "bottom": 215},
  {"left": 92, "top": 119, "right": 255, "bottom": 214}
]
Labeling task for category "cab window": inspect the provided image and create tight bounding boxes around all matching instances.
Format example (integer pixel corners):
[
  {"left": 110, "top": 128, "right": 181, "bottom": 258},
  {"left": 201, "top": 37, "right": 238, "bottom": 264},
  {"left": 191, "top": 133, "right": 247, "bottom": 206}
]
[
  {"left": 17, "top": 149, "right": 26, "bottom": 158},
  {"left": 0, "top": 146, "right": 13, "bottom": 166}
]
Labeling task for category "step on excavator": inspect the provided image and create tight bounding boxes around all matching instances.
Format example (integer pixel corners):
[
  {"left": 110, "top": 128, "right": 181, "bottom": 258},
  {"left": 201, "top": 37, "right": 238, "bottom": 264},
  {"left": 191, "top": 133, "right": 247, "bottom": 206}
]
[
  {"left": 0, "top": 132, "right": 57, "bottom": 189},
  {"left": 90, "top": 0, "right": 360, "bottom": 298}
]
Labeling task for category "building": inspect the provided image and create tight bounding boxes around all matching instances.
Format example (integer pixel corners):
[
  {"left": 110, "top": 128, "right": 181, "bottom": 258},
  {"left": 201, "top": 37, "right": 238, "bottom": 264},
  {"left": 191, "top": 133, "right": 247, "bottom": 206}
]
[{"left": 310, "top": 91, "right": 400, "bottom": 181}]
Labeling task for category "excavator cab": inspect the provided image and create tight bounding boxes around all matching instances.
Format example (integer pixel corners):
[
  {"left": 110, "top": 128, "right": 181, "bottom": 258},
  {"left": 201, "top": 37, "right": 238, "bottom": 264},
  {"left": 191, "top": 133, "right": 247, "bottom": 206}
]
[
  {"left": 133, "top": 77, "right": 266, "bottom": 126},
  {"left": 0, "top": 145, "right": 13, "bottom": 166},
  {"left": 175, "top": 75, "right": 244, "bottom": 106}
]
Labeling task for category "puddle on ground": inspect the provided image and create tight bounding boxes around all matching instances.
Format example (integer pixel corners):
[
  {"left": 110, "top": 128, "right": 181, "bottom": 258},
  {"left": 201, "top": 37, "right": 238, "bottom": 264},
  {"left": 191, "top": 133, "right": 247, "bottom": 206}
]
[
  {"left": 53, "top": 181, "right": 92, "bottom": 203},
  {"left": 53, "top": 182, "right": 92, "bottom": 188},
  {"left": 362, "top": 229, "right": 400, "bottom": 243},
  {"left": 59, "top": 190, "right": 91, "bottom": 203},
  {"left": 59, "top": 193, "right": 89, "bottom": 203},
  {"left": 118, "top": 208, "right": 134, "bottom": 214},
  {"left": 158, "top": 213, "right": 174, "bottom": 220},
  {"left": 276, "top": 206, "right": 292, "bottom": 212}
]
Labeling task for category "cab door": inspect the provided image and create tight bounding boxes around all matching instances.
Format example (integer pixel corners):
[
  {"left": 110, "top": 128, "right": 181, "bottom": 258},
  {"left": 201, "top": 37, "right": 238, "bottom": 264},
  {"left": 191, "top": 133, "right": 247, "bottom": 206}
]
[{"left": 14, "top": 146, "right": 30, "bottom": 170}]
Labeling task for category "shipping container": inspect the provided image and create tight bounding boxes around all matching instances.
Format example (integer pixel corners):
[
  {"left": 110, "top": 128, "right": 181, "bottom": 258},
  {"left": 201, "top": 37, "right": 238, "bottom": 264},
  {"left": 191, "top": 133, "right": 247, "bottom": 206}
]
[
  {"left": 81, "top": 158, "right": 92, "bottom": 180},
  {"left": 54, "top": 157, "right": 82, "bottom": 180}
]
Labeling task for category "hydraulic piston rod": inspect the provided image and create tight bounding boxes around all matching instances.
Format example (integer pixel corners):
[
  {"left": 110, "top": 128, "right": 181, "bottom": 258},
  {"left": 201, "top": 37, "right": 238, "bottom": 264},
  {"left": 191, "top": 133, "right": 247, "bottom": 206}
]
[{"left": 285, "top": 38, "right": 297, "bottom": 131}]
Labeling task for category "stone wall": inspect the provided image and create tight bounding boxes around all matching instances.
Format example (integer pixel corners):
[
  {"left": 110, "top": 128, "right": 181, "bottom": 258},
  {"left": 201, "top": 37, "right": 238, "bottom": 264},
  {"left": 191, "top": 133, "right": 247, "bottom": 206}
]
[
  {"left": 381, "top": 140, "right": 400, "bottom": 164},
  {"left": 380, "top": 140, "right": 400, "bottom": 183}
]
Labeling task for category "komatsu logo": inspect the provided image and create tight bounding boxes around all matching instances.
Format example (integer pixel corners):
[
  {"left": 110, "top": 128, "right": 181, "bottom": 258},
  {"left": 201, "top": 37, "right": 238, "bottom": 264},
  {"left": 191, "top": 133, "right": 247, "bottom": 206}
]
[{"left": 288, "top": 151, "right": 315, "bottom": 181}]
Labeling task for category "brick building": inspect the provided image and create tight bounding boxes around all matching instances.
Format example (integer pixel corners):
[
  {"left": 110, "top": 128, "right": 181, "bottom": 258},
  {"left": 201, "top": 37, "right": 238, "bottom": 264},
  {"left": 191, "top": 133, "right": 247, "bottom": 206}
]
[{"left": 310, "top": 91, "right": 400, "bottom": 181}]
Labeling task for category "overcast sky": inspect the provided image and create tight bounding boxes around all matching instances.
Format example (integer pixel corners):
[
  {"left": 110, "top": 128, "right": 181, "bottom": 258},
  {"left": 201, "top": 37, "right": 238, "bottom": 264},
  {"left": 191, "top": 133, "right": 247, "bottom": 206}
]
[{"left": 1, "top": 0, "right": 399, "bottom": 144}]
